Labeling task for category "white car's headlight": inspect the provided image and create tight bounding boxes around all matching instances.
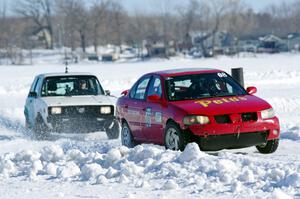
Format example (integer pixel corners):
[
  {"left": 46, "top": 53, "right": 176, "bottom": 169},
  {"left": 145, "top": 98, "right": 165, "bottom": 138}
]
[
  {"left": 100, "top": 106, "right": 112, "bottom": 114},
  {"left": 51, "top": 107, "right": 62, "bottom": 114},
  {"left": 183, "top": 115, "right": 210, "bottom": 125},
  {"left": 261, "top": 108, "right": 275, "bottom": 119}
]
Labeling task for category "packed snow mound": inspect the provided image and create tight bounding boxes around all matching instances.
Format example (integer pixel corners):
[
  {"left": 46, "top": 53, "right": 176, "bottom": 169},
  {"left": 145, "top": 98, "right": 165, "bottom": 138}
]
[
  {"left": 178, "top": 142, "right": 207, "bottom": 163},
  {"left": 0, "top": 143, "right": 298, "bottom": 197}
]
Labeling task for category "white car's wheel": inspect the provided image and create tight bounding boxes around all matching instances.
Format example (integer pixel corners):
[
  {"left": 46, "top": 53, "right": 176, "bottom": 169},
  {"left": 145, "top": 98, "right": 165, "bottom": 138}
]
[
  {"left": 106, "top": 120, "right": 120, "bottom": 139},
  {"left": 33, "top": 115, "right": 48, "bottom": 139},
  {"left": 121, "top": 122, "right": 135, "bottom": 148}
]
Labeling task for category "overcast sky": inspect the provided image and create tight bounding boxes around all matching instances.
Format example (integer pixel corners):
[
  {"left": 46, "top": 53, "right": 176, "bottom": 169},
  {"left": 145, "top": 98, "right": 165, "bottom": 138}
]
[
  {"left": 0, "top": 0, "right": 296, "bottom": 14},
  {"left": 120, "top": 0, "right": 295, "bottom": 13}
]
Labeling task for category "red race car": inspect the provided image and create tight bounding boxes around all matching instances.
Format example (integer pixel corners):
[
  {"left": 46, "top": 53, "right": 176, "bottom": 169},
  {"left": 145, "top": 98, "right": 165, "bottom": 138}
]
[{"left": 116, "top": 68, "right": 280, "bottom": 153}]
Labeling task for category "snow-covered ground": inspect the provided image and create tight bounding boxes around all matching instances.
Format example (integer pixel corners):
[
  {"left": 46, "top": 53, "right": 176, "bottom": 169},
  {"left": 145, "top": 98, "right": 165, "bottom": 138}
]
[{"left": 0, "top": 53, "right": 300, "bottom": 199}]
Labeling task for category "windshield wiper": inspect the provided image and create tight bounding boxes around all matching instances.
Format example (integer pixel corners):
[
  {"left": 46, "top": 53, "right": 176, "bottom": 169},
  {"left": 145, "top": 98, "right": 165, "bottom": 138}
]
[
  {"left": 65, "top": 93, "right": 73, "bottom": 97},
  {"left": 214, "top": 93, "right": 239, "bottom": 97}
]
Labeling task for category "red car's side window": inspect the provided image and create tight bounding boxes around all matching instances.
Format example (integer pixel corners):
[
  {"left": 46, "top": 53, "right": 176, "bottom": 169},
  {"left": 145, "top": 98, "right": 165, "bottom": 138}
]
[
  {"left": 147, "top": 77, "right": 162, "bottom": 98},
  {"left": 130, "top": 76, "right": 151, "bottom": 100}
]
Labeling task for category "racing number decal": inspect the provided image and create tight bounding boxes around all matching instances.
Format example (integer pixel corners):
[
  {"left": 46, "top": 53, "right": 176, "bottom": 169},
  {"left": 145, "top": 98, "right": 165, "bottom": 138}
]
[
  {"left": 217, "top": 72, "right": 227, "bottom": 78},
  {"left": 145, "top": 108, "right": 152, "bottom": 127}
]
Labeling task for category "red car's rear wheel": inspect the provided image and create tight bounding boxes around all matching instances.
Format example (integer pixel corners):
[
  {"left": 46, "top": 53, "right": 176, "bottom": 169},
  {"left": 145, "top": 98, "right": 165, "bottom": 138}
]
[{"left": 121, "top": 122, "right": 136, "bottom": 148}]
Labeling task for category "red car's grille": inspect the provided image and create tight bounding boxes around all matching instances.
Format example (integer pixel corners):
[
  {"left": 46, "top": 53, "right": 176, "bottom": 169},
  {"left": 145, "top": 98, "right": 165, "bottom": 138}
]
[
  {"left": 214, "top": 112, "right": 257, "bottom": 124},
  {"left": 241, "top": 112, "right": 257, "bottom": 122},
  {"left": 215, "top": 115, "right": 231, "bottom": 124}
]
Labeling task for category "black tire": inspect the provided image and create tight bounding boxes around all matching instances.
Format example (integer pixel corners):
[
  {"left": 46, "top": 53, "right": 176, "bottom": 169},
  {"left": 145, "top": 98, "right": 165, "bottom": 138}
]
[
  {"left": 33, "top": 116, "right": 48, "bottom": 139},
  {"left": 121, "top": 122, "right": 136, "bottom": 148},
  {"left": 164, "top": 122, "right": 189, "bottom": 151},
  {"left": 106, "top": 120, "right": 120, "bottom": 139},
  {"left": 256, "top": 139, "right": 279, "bottom": 154}
]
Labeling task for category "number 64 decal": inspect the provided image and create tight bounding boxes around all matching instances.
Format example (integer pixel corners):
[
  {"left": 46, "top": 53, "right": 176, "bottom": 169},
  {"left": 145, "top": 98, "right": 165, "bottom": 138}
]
[{"left": 217, "top": 72, "right": 227, "bottom": 78}]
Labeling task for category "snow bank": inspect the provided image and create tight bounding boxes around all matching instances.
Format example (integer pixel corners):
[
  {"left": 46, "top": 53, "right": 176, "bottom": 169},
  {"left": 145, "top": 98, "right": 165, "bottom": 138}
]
[{"left": 0, "top": 143, "right": 299, "bottom": 197}]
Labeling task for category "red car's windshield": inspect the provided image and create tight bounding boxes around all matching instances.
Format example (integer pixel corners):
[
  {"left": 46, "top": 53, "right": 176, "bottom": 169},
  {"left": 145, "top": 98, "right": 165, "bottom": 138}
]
[{"left": 165, "top": 72, "right": 247, "bottom": 101}]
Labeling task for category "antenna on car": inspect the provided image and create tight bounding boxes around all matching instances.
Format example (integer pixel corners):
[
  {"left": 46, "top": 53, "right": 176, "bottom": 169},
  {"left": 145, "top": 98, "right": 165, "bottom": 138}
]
[
  {"left": 65, "top": 60, "right": 69, "bottom": 73},
  {"left": 64, "top": 49, "right": 69, "bottom": 73}
]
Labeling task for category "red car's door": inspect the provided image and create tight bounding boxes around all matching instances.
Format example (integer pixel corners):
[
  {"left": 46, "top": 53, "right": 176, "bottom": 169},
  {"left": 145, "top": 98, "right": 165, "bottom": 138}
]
[
  {"left": 142, "top": 76, "right": 164, "bottom": 144},
  {"left": 125, "top": 76, "right": 151, "bottom": 141}
]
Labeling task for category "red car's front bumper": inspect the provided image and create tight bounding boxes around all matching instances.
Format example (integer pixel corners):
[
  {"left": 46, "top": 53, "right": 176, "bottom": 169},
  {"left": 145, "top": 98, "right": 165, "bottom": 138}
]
[{"left": 186, "top": 116, "right": 280, "bottom": 151}]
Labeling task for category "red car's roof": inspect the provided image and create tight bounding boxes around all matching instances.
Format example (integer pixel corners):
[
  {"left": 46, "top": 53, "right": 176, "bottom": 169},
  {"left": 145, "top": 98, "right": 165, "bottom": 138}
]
[{"left": 149, "top": 68, "right": 223, "bottom": 77}]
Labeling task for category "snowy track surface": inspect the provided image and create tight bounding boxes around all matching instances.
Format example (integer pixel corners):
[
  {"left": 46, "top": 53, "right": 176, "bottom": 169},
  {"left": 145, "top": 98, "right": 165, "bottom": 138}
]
[{"left": 0, "top": 53, "right": 300, "bottom": 199}]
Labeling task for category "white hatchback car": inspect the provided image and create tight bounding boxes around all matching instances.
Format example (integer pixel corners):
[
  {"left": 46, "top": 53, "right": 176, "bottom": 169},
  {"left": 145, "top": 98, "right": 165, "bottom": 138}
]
[{"left": 24, "top": 72, "right": 119, "bottom": 139}]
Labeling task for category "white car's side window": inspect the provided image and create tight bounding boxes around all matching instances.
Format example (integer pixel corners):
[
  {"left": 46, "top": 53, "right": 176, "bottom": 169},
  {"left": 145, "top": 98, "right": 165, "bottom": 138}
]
[
  {"left": 29, "top": 77, "right": 38, "bottom": 93},
  {"left": 34, "top": 78, "right": 41, "bottom": 94}
]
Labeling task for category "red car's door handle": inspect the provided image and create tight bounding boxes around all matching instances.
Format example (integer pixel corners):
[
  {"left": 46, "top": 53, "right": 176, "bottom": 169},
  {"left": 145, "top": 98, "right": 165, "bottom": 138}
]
[{"left": 124, "top": 104, "right": 128, "bottom": 109}]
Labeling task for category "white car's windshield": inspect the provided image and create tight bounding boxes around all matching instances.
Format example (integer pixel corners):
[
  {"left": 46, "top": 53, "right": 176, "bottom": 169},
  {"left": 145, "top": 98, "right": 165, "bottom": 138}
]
[
  {"left": 41, "top": 76, "right": 104, "bottom": 97},
  {"left": 165, "top": 72, "right": 247, "bottom": 101}
]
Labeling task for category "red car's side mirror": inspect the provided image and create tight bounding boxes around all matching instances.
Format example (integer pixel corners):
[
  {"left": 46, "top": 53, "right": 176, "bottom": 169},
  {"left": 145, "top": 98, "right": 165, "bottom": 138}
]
[
  {"left": 121, "top": 89, "right": 129, "bottom": 96},
  {"left": 147, "top": 94, "right": 161, "bottom": 103},
  {"left": 246, "top": 86, "right": 257, "bottom": 95}
]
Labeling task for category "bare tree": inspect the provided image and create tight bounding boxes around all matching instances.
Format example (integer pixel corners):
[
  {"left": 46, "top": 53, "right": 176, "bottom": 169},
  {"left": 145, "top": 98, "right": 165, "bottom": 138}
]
[
  {"left": 156, "top": 0, "right": 177, "bottom": 58},
  {"left": 90, "top": 0, "right": 109, "bottom": 54},
  {"left": 224, "top": 1, "right": 253, "bottom": 55},
  {"left": 207, "top": 0, "right": 236, "bottom": 54},
  {"left": 14, "top": 0, "right": 54, "bottom": 49},
  {"left": 108, "top": 1, "right": 127, "bottom": 52},
  {"left": 76, "top": 2, "right": 88, "bottom": 53},
  {"left": 0, "top": 1, "right": 8, "bottom": 50},
  {"left": 124, "top": 12, "right": 146, "bottom": 57},
  {"left": 177, "top": 0, "right": 200, "bottom": 50},
  {"left": 56, "top": 0, "right": 89, "bottom": 53}
]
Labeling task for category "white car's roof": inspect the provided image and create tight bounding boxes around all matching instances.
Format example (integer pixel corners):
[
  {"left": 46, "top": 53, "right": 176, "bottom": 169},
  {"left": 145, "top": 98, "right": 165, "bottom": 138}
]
[{"left": 37, "top": 72, "right": 96, "bottom": 78}]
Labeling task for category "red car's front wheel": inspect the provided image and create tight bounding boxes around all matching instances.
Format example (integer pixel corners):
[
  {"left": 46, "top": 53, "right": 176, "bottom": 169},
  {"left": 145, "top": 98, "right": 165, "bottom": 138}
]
[
  {"left": 164, "top": 123, "right": 189, "bottom": 151},
  {"left": 256, "top": 139, "right": 279, "bottom": 154}
]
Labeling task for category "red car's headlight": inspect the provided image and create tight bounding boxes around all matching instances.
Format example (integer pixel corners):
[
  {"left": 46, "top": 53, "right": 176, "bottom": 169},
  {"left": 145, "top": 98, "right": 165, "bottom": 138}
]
[
  {"left": 183, "top": 115, "right": 210, "bottom": 125},
  {"left": 261, "top": 108, "right": 275, "bottom": 119}
]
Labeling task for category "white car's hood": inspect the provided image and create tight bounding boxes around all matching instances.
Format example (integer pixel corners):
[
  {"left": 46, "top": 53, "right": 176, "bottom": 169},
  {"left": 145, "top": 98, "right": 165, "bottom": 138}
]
[{"left": 41, "top": 95, "right": 116, "bottom": 107}]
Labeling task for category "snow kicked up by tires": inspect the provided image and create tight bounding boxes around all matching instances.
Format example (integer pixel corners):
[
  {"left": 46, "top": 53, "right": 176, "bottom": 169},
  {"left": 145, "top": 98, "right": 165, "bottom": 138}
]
[{"left": 0, "top": 142, "right": 299, "bottom": 198}]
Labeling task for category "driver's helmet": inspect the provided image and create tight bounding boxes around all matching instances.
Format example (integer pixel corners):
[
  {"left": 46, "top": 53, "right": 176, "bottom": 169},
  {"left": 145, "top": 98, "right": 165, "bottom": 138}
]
[
  {"left": 208, "top": 78, "right": 226, "bottom": 92},
  {"left": 167, "top": 79, "right": 176, "bottom": 98}
]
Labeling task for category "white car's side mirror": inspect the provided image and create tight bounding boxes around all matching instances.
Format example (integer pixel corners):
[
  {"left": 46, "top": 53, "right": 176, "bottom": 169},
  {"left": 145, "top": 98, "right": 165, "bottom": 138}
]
[
  {"left": 105, "top": 90, "right": 111, "bottom": 96},
  {"left": 29, "top": 91, "right": 37, "bottom": 98}
]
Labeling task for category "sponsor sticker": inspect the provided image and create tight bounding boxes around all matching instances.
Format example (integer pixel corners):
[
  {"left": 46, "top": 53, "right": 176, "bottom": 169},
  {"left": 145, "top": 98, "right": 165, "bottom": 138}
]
[
  {"left": 145, "top": 108, "right": 152, "bottom": 127},
  {"left": 195, "top": 96, "right": 247, "bottom": 107},
  {"left": 128, "top": 110, "right": 140, "bottom": 115},
  {"left": 155, "top": 112, "right": 162, "bottom": 123}
]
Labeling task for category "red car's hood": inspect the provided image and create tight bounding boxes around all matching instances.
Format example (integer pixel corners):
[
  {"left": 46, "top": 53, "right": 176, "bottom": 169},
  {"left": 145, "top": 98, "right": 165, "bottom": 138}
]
[{"left": 169, "top": 95, "right": 271, "bottom": 115}]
